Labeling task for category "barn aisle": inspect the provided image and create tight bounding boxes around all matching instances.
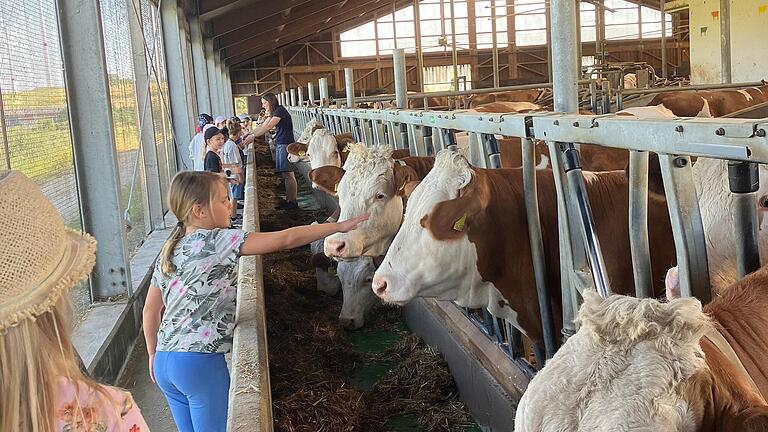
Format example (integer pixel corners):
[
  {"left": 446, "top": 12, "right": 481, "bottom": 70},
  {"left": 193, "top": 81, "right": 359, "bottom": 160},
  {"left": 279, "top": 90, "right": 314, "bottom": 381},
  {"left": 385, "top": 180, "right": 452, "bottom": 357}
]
[{"left": 254, "top": 142, "right": 481, "bottom": 432}]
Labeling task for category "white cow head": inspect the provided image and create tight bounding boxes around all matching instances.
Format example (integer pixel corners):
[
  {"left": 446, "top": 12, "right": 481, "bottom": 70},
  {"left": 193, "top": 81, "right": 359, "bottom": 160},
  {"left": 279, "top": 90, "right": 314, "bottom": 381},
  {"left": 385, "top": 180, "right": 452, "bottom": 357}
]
[
  {"left": 371, "top": 150, "right": 485, "bottom": 305},
  {"left": 307, "top": 128, "right": 344, "bottom": 171},
  {"left": 322, "top": 144, "right": 410, "bottom": 259},
  {"left": 337, "top": 256, "right": 382, "bottom": 329},
  {"left": 515, "top": 291, "right": 711, "bottom": 432},
  {"left": 298, "top": 118, "right": 321, "bottom": 144}
]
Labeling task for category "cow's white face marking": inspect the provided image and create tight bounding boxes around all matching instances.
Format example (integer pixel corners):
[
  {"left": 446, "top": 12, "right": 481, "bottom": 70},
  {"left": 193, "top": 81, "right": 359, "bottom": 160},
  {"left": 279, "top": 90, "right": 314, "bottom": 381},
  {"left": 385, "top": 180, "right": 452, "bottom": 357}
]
[
  {"left": 297, "top": 118, "right": 321, "bottom": 143},
  {"left": 371, "top": 151, "right": 519, "bottom": 329},
  {"left": 307, "top": 129, "right": 342, "bottom": 170},
  {"left": 325, "top": 144, "right": 404, "bottom": 258},
  {"left": 338, "top": 257, "right": 381, "bottom": 329},
  {"left": 515, "top": 292, "right": 709, "bottom": 432},
  {"left": 738, "top": 89, "right": 754, "bottom": 101}
]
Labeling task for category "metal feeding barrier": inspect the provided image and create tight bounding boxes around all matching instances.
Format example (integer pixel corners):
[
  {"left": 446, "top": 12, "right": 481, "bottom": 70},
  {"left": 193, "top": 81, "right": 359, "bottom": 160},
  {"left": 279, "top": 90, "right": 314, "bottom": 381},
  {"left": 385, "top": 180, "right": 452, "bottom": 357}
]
[{"left": 285, "top": 43, "right": 767, "bottom": 373}]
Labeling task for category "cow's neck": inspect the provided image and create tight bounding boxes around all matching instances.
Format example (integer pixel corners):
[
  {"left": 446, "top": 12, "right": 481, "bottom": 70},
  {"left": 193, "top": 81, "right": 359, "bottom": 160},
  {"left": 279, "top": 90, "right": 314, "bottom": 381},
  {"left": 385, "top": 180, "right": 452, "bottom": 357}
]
[
  {"left": 464, "top": 168, "right": 563, "bottom": 346},
  {"left": 704, "top": 267, "right": 768, "bottom": 401}
]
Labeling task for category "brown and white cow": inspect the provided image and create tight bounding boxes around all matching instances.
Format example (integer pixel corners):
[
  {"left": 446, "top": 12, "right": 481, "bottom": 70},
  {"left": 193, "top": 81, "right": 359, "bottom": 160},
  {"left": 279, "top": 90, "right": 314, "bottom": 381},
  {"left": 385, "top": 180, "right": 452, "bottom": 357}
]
[
  {"left": 648, "top": 83, "right": 768, "bottom": 117},
  {"left": 468, "top": 88, "right": 547, "bottom": 108},
  {"left": 311, "top": 144, "right": 435, "bottom": 259},
  {"left": 516, "top": 266, "right": 768, "bottom": 431},
  {"left": 371, "top": 150, "right": 676, "bottom": 349}
]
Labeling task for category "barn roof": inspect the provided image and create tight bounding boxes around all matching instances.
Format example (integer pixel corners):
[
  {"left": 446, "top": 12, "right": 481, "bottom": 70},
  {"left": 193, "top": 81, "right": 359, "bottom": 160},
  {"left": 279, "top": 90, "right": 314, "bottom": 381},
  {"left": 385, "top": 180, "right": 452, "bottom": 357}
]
[{"left": 198, "top": 0, "right": 668, "bottom": 67}]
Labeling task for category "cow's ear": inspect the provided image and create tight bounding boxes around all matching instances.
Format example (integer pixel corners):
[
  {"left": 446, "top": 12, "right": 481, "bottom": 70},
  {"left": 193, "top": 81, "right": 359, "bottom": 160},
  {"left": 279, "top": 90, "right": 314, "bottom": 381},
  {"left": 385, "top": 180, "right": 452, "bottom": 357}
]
[
  {"left": 402, "top": 181, "right": 421, "bottom": 200},
  {"left": 393, "top": 163, "right": 419, "bottom": 197},
  {"left": 335, "top": 134, "right": 355, "bottom": 151},
  {"left": 309, "top": 166, "right": 345, "bottom": 196},
  {"left": 287, "top": 142, "right": 309, "bottom": 157},
  {"left": 420, "top": 178, "right": 483, "bottom": 241},
  {"left": 392, "top": 148, "right": 411, "bottom": 160}
]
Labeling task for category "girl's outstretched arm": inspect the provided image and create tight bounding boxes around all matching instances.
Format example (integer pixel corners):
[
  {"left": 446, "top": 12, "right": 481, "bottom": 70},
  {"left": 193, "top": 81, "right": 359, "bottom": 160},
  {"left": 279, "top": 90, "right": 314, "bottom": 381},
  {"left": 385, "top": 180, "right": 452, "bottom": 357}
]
[{"left": 239, "top": 213, "right": 369, "bottom": 256}]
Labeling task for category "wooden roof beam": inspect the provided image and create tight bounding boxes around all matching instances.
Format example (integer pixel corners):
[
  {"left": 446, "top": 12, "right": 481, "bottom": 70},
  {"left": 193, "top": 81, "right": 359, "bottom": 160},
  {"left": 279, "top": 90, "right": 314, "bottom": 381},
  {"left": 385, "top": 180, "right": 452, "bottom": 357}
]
[
  {"left": 209, "top": 0, "right": 314, "bottom": 38},
  {"left": 199, "top": 0, "right": 259, "bottom": 20},
  {"left": 215, "top": 0, "right": 354, "bottom": 50},
  {"left": 223, "top": 0, "right": 387, "bottom": 62}
]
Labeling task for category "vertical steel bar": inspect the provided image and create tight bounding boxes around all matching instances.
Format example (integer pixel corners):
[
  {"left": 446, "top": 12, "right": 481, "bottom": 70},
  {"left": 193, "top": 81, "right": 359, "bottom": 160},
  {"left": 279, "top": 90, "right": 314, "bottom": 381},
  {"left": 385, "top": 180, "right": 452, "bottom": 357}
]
[
  {"left": 319, "top": 78, "right": 330, "bottom": 107},
  {"left": 308, "top": 82, "right": 315, "bottom": 106},
  {"left": 628, "top": 150, "right": 653, "bottom": 298},
  {"left": 290, "top": 89, "right": 296, "bottom": 107},
  {"left": 658, "top": 154, "right": 711, "bottom": 302},
  {"left": 491, "top": 1, "right": 500, "bottom": 88},
  {"left": 298, "top": 86, "right": 304, "bottom": 107},
  {"left": 661, "top": 0, "right": 668, "bottom": 79}
]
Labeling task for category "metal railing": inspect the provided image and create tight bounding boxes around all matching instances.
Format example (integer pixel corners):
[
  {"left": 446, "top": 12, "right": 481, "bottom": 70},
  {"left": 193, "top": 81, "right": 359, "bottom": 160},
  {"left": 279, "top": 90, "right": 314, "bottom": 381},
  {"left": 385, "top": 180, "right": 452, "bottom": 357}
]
[{"left": 288, "top": 100, "right": 768, "bottom": 367}]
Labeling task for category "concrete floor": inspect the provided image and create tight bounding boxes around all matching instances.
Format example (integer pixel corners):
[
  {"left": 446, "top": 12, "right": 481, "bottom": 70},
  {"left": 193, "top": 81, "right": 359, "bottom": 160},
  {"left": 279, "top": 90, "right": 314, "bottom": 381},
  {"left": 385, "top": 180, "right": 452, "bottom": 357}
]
[{"left": 118, "top": 337, "right": 177, "bottom": 431}]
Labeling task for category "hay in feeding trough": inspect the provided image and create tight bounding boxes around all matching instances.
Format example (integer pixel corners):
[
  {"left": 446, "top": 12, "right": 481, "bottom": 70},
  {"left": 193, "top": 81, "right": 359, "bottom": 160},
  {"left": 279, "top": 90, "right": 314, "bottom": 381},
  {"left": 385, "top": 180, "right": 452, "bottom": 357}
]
[{"left": 254, "top": 142, "right": 475, "bottom": 432}]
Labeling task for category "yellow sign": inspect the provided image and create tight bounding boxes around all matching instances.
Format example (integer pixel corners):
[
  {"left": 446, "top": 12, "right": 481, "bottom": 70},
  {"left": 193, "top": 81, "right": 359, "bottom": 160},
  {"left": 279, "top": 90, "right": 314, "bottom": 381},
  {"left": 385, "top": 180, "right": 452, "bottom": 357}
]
[{"left": 759, "top": 4, "right": 768, "bottom": 14}]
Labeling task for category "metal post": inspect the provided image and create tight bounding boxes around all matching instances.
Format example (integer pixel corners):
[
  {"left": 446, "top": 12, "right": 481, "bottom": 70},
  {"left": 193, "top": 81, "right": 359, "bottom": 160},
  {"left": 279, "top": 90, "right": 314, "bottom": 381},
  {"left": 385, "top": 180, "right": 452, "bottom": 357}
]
[
  {"left": 728, "top": 161, "right": 761, "bottom": 277},
  {"left": 160, "top": 0, "right": 193, "bottom": 169},
  {"left": 308, "top": 82, "right": 315, "bottom": 106},
  {"left": 449, "top": 0, "right": 459, "bottom": 92},
  {"left": 392, "top": 48, "right": 409, "bottom": 148},
  {"left": 344, "top": 68, "right": 356, "bottom": 108},
  {"left": 57, "top": 0, "right": 131, "bottom": 298},
  {"left": 214, "top": 52, "right": 226, "bottom": 115},
  {"left": 224, "top": 67, "right": 233, "bottom": 113},
  {"left": 319, "top": 78, "right": 330, "bottom": 107},
  {"left": 628, "top": 150, "right": 652, "bottom": 298},
  {"left": 491, "top": 1, "right": 500, "bottom": 88},
  {"left": 521, "top": 136, "right": 556, "bottom": 360},
  {"left": 204, "top": 38, "right": 220, "bottom": 115},
  {"left": 720, "top": 0, "right": 732, "bottom": 83},
  {"left": 290, "top": 88, "right": 297, "bottom": 107},
  {"left": 413, "top": 0, "right": 425, "bottom": 92},
  {"left": 601, "top": 80, "right": 611, "bottom": 114},
  {"left": 552, "top": 0, "right": 612, "bottom": 299},
  {"left": 589, "top": 81, "right": 598, "bottom": 113},
  {"left": 298, "top": 86, "right": 304, "bottom": 107},
  {"left": 127, "top": 0, "right": 164, "bottom": 230},
  {"left": 189, "top": 17, "right": 211, "bottom": 114},
  {"left": 658, "top": 154, "right": 711, "bottom": 302},
  {"left": 660, "top": 0, "right": 668, "bottom": 79}
]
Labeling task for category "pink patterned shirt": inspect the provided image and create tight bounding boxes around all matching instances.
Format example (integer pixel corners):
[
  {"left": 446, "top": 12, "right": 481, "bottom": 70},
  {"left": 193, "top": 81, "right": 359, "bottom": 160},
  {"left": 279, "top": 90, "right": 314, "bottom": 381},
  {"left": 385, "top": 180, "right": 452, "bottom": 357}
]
[{"left": 55, "top": 378, "right": 148, "bottom": 432}]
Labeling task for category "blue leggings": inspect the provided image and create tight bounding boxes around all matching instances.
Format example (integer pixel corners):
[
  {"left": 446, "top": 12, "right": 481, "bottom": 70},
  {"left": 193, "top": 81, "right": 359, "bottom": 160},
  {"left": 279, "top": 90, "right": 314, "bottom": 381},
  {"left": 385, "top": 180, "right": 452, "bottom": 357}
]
[{"left": 154, "top": 351, "right": 230, "bottom": 432}]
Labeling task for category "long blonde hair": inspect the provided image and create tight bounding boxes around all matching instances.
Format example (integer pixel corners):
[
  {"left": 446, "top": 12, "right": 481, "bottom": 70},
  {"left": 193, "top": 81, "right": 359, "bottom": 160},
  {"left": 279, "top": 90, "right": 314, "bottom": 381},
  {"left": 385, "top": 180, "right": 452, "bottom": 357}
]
[
  {"left": 0, "top": 296, "right": 114, "bottom": 432},
  {"left": 160, "top": 171, "right": 226, "bottom": 276}
]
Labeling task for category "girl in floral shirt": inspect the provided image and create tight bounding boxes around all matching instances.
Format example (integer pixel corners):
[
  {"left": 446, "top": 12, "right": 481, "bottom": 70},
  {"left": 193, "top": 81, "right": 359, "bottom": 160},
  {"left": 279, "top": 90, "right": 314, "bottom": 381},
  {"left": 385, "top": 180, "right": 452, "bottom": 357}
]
[{"left": 143, "top": 171, "right": 367, "bottom": 432}]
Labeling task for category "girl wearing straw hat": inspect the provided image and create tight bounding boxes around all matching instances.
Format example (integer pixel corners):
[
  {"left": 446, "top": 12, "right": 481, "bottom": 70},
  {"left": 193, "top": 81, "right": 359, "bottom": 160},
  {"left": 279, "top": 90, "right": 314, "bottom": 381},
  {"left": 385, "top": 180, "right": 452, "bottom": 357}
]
[
  {"left": 143, "top": 171, "right": 368, "bottom": 431},
  {"left": 0, "top": 171, "right": 149, "bottom": 431}
]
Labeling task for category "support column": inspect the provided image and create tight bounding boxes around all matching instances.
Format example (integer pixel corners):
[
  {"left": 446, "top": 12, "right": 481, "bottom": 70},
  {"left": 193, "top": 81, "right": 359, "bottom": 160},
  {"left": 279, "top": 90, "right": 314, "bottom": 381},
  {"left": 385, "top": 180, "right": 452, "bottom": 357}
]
[
  {"left": 720, "top": 0, "right": 731, "bottom": 83},
  {"left": 660, "top": 0, "right": 667, "bottom": 79},
  {"left": 308, "top": 82, "right": 315, "bottom": 106},
  {"left": 298, "top": 86, "right": 304, "bottom": 106},
  {"left": 214, "top": 54, "right": 226, "bottom": 115},
  {"left": 393, "top": 49, "right": 407, "bottom": 109},
  {"left": 221, "top": 62, "right": 231, "bottom": 114},
  {"left": 224, "top": 67, "right": 233, "bottom": 114},
  {"left": 56, "top": 0, "right": 131, "bottom": 298},
  {"left": 189, "top": 17, "right": 211, "bottom": 114},
  {"left": 204, "top": 38, "right": 220, "bottom": 115},
  {"left": 319, "top": 78, "right": 329, "bottom": 107},
  {"left": 127, "top": 0, "right": 164, "bottom": 228},
  {"left": 160, "top": 0, "right": 193, "bottom": 170},
  {"left": 344, "top": 68, "right": 355, "bottom": 107},
  {"left": 290, "top": 88, "right": 297, "bottom": 107}
]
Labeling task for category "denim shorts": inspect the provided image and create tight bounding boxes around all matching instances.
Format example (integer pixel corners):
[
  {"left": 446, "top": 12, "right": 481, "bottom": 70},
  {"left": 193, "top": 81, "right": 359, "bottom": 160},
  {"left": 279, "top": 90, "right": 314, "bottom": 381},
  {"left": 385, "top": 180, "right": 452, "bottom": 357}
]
[{"left": 275, "top": 143, "right": 294, "bottom": 173}]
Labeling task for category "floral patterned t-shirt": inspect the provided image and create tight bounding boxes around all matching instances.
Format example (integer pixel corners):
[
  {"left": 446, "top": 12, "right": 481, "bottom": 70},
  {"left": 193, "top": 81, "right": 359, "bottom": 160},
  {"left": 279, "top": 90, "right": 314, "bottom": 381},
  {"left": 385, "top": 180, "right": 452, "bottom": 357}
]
[
  {"left": 151, "top": 228, "right": 248, "bottom": 353},
  {"left": 55, "top": 378, "right": 148, "bottom": 432}
]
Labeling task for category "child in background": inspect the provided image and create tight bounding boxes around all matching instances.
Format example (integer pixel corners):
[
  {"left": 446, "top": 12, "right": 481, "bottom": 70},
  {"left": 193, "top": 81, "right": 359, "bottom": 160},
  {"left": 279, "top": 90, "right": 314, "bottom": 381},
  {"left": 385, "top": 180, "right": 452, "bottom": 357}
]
[
  {"left": 222, "top": 119, "right": 243, "bottom": 224},
  {"left": 143, "top": 171, "right": 368, "bottom": 432},
  {"left": 203, "top": 126, "right": 226, "bottom": 174}
]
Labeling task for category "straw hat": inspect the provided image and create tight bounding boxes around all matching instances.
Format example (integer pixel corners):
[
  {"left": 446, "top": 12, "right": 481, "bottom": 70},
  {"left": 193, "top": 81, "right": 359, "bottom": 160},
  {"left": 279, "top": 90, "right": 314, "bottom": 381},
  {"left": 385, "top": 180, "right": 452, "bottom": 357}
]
[{"left": 0, "top": 171, "right": 96, "bottom": 333}]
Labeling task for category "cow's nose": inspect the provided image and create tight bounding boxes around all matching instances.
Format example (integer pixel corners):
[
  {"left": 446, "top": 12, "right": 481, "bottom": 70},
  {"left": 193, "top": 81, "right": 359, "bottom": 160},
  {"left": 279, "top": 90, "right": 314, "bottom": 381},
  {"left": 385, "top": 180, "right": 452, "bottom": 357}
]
[
  {"left": 325, "top": 239, "right": 346, "bottom": 257},
  {"left": 372, "top": 276, "right": 388, "bottom": 297},
  {"left": 339, "top": 317, "right": 354, "bottom": 329}
]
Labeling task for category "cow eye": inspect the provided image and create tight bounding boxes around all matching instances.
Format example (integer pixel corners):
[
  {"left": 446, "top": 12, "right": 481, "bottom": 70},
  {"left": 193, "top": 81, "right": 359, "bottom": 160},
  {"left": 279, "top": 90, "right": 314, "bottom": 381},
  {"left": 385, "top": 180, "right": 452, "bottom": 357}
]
[
  {"left": 376, "top": 193, "right": 386, "bottom": 200},
  {"left": 364, "top": 277, "right": 373, "bottom": 283}
]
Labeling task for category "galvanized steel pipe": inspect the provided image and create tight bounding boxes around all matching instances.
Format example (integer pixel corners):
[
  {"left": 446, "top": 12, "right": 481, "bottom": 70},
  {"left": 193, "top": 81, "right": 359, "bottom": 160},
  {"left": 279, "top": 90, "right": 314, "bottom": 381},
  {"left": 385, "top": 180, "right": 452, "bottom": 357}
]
[{"left": 728, "top": 161, "right": 761, "bottom": 277}]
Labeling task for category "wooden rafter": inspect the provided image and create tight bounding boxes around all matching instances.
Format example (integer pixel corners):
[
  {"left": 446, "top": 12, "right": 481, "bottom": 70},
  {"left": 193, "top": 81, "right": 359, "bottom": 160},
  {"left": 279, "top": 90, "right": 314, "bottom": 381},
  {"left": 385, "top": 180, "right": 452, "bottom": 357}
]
[{"left": 210, "top": 0, "right": 314, "bottom": 38}]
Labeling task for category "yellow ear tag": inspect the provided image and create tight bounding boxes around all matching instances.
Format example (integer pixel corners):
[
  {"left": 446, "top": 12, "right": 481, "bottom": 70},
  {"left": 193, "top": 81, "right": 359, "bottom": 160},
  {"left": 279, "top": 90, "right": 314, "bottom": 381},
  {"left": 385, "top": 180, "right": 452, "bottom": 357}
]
[
  {"left": 299, "top": 151, "right": 306, "bottom": 156},
  {"left": 334, "top": 182, "right": 339, "bottom": 192},
  {"left": 398, "top": 182, "right": 406, "bottom": 192},
  {"left": 452, "top": 213, "right": 468, "bottom": 232},
  {"left": 342, "top": 145, "right": 349, "bottom": 153}
]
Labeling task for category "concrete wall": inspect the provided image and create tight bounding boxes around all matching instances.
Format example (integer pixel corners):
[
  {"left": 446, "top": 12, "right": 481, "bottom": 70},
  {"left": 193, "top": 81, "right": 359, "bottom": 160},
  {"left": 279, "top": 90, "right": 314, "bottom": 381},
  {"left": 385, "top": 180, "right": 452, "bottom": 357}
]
[{"left": 687, "top": 0, "right": 768, "bottom": 84}]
